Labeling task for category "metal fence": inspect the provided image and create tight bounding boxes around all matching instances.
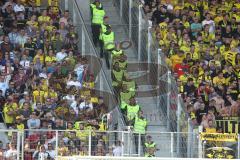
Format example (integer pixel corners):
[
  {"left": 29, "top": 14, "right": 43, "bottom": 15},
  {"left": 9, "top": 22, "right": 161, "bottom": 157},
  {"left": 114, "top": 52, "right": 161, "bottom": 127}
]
[
  {"left": 115, "top": 0, "right": 188, "bottom": 132},
  {"left": 114, "top": 0, "right": 193, "bottom": 157},
  {"left": 58, "top": 0, "right": 126, "bottom": 132},
  {"left": 0, "top": 130, "right": 239, "bottom": 159}
]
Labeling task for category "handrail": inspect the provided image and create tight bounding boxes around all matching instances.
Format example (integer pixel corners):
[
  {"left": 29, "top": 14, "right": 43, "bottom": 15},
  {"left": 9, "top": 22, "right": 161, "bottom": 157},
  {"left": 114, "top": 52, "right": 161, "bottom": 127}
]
[
  {"left": 56, "top": 156, "right": 230, "bottom": 160},
  {"left": 72, "top": 0, "right": 127, "bottom": 127},
  {"left": 73, "top": 0, "right": 114, "bottom": 94},
  {"left": 0, "top": 129, "right": 200, "bottom": 134}
]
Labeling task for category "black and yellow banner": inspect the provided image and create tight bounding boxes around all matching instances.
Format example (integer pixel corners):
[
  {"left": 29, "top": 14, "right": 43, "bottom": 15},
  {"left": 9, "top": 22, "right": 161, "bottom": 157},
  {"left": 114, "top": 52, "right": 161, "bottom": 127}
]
[
  {"left": 200, "top": 133, "right": 238, "bottom": 142},
  {"left": 216, "top": 117, "right": 240, "bottom": 133}
]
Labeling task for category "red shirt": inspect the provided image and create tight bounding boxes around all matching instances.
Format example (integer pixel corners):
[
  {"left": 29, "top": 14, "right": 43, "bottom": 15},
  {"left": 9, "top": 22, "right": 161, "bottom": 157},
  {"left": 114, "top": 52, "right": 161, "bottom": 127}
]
[{"left": 174, "top": 64, "right": 189, "bottom": 77}]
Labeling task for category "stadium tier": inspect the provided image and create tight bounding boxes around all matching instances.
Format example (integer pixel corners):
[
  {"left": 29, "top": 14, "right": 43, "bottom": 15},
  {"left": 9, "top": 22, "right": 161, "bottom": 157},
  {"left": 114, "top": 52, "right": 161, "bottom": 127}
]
[{"left": 0, "top": 0, "right": 239, "bottom": 159}]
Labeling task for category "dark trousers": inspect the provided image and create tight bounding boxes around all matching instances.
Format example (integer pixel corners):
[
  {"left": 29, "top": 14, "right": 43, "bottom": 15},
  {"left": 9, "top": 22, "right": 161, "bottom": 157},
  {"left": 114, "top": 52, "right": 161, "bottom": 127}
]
[
  {"left": 104, "top": 48, "right": 114, "bottom": 69},
  {"left": 91, "top": 24, "right": 101, "bottom": 46},
  {"left": 134, "top": 133, "right": 145, "bottom": 155},
  {"left": 99, "top": 40, "right": 104, "bottom": 58}
]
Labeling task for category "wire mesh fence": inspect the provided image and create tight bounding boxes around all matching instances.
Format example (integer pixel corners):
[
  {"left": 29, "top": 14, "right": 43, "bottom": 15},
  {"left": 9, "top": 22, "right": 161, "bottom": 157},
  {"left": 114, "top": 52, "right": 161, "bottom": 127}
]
[
  {"left": 0, "top": 130, "right": 222, "bottom": 159},
  {"left": 1, "top": 130, "right": 239, "bottom": 159}
]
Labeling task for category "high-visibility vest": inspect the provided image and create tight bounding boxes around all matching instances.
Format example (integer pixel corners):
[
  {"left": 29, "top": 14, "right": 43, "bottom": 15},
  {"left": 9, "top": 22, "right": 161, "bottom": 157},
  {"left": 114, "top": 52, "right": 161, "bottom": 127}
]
[
  {"left": 127, "top": 105, "right": 140, "bottom": 121},
  {"left": 225, "top": 51, "right": 237, "bottom": 66},
  {"left": 133, "top": 116, "right": 147, "bottom": 134},
  {"left": 90, "top": 2, "right": 102, "bottom": 10},
  {"left": 112, "top": 69, "right": 124, "bottom": 86},
  {"left": 122, "top": 80, "right": 136, "bottom": 95},
  {"left": 145, "top": 142, "right": 156, "bottom": 148},
  {"left": 112, "top": 49, "right": 123, "bottom": 57},
  {"left": 74, "top": 121, "right": 84, "bottom": 130},
  {"left": 144, "top": 153, "right": 155, "bottom": 157},
  {"left": 48, "top": 0, "right": 58, "bottom": 6},
  {"left": 118, "top": 60, "right": 127, "bottom": 70},
  {"left": 120, "top": 91, "right": 134, "bottom": 104},
  {"left": 99, "top": 23, "right": 109, "bottom": 40},
  {"left": 17, "top": 123, "right": 24, "bottom": 131},
  {"left": 92, "top": 7, "right": 105, "bottom": 24},
  {"left": 120, "top": 100, "right": 127, "bottom": 110},
  {"left": 102, "top": 32, "right": 115, "bottom": 50}
]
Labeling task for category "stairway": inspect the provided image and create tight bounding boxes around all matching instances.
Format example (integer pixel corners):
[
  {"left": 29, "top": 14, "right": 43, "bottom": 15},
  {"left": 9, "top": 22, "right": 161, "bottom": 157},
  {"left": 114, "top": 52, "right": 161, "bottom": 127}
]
[{"left": 76, "top": 0, "right": 172, "bottom": 157}]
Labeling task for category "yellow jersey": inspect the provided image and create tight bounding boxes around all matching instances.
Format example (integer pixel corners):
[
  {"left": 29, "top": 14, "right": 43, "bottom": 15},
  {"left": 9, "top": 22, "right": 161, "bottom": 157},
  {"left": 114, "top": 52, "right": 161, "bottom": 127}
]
[
  {"left": 45, "top": 56, "right": 57, "bottom": 63},
  {"left": 3, "top": 103, "right": 18, "bottom": 124},
  {"left": 170, "top": 54, "right": 184, "bottom": 68},
  {"left": 32, "top": 90, "right": 45, "bottom": 103},
  {"left": 213, "top": 76, "right": 226, "bottom": 86},
  {"left": 38, "top": 16, "right": 51, "bottom": 23}
]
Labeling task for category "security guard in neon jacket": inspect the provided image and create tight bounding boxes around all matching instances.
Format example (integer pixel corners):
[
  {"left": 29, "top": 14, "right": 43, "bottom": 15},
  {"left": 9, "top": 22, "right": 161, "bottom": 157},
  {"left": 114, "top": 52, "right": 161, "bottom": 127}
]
[
  {"left": 134, "top": 110, "right": 147, "bottom": 134},
  {"left": 112, "top": 43, "right": 124, "bottom": 60},
  {"left": 124, "top": 97, "right": 140, "bottom": 125},
  {"left": 145, "top": 147, "right": 156, "bottom": 157},
  {"left": 133, "top": 110, "right": 147, "bottom": 154},
  {"left": 99, "top": 16, "right": 110, "bottom": 58},
  {"left": 120, "top": 84, "right": 135, "bottom": 106},
  {"left": 112, "top": 62, "right": 125, "bottom": 94},
  {"left": 90, "top": 0, "right": 103, "bottom": 17},
  {"left": 144, "top": 135, "right": 156, "bottom": 156},
  {"left": 102, "top": 25, "right": 115, "bottom": 68},
  {"left": 91, "top": 1, "right": 105, "bottom": 46}
]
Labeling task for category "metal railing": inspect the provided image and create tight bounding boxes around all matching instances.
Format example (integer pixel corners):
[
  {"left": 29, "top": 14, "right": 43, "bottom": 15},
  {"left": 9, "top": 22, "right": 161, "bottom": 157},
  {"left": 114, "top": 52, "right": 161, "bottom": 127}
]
[
  {"left": 114, "top": 0, "right": 192, "bottom": 157},
  {"left": 0, "top": 129, "right": 239, "bottom": 159},
  {"left": 58, "top": 0, "right": 127, "bottom": 131},
  {"left": 55, "top": 157, "right": 237, "bottom": 160}
]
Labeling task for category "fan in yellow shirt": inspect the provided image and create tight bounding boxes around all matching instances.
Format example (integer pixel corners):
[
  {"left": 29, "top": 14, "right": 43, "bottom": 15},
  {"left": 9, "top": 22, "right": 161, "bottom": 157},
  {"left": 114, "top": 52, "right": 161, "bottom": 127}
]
[
  {"left": 45, "top": 50, "right": 56, "bottom": 63},
  {"left": 33, "top": 87, "right": 45, "bottom": 103},
  {"left": 213, "top": 72, "right": 226, "bottom": 86},
  {"left": 33, "top": 49, "right": 45, "bottom": 64},
  {"left": 180, "top": 45, "right": 190, "bottom": 53},
  {"left": 45, "top": 20, "right": 56, "bottom": 32},
  {"left": 48, "top": 0, "right": 58, "bottom": 6},
  {"left": 27, "top": 0, "right": 41, "bottom": 7},
  {"left": 44, "top": 88, "right": 58, "bottom": 99},
  {"left": 38, "top": 9, "right": 51, "bottom": 24},
  {"left": 201, "top": 28, "right": 215, "bottom": 43},
  {"left": 170, "top": 50, "right": 185, "bottom": 69},
  {"left": 75, "top": 123, "right": 89, "bottom": 142},
  {"left": 189, "top": 45, "right": 200, "bottom": 60},
  {"left": 204, "top": 120, "right": 217, "bottom": 133},
  {"left": 3, "top": 100, "right": 18, "bottom": 125},
  {"left": 224, "top": 50, "right": 237, "bottom": 66},
  {"left": 40, "top": 79, "right": 49, "bottom": 92}
]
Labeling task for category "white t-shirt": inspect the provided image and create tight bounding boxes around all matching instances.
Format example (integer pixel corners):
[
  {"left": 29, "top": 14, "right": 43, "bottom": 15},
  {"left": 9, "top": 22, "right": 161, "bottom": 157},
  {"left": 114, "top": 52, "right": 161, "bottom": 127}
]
[
  {"left": 5, "top": 149, "right": 18, "bottom": 159},
  {"left": 46, "top": 150, "right": 55, "bottom": 159},
  {"left": 63, "top": 95, "right": 75, "bottom": 101},
  {"left": 56, "top": 52, "right": 67, "bottom": 62},
  {"left": 0, "top": 81, "right": 9, "bottom": 96},
  {"left": 113, "top": 146, "right": 122, "bottom": 156},
  {"left": 202, "top": 20, "right": 215, "bottom": 33},
  {"left": 66, "top": 80, "right": 81, "bottom": 88},
  {"left": 13, "top": 4, "right": 25, "bottom": 12},
  {"left": 20, "top": 60, "right": 30, "bottom": 68},
  {"left": 79, "top": 101, "right": 93, "bottom": 110},
  {"left": 59, "top": 17, "right": 68, "bottom": 26}
]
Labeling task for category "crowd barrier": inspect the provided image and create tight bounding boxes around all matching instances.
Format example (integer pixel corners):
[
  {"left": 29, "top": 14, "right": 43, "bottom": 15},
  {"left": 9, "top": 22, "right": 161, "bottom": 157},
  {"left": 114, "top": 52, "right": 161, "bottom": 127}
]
[
  {"left": 114, "top": 0, "right": 192, "bottom": 157},
  {"left": 0, "top": 130, "right": 239, "bottom": 159},
  {"left": 56, "top": 157, "right": 238, "bottom": 160}
]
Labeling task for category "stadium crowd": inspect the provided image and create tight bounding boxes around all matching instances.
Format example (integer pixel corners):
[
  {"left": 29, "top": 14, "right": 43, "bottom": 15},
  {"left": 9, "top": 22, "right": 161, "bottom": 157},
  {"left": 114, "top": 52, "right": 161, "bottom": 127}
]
[
  {"left": 0, "top": 0, "right": 126, "bottom": 159},
  {"left": 142, "top": 0, "right": 240, "bottom": 132}
]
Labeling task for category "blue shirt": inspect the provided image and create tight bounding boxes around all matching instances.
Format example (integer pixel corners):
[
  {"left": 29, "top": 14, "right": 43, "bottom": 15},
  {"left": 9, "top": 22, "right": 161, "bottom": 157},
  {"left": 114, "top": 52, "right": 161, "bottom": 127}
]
[{"left": 191, "top": 23, "right": 202, "bottom": 37}]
